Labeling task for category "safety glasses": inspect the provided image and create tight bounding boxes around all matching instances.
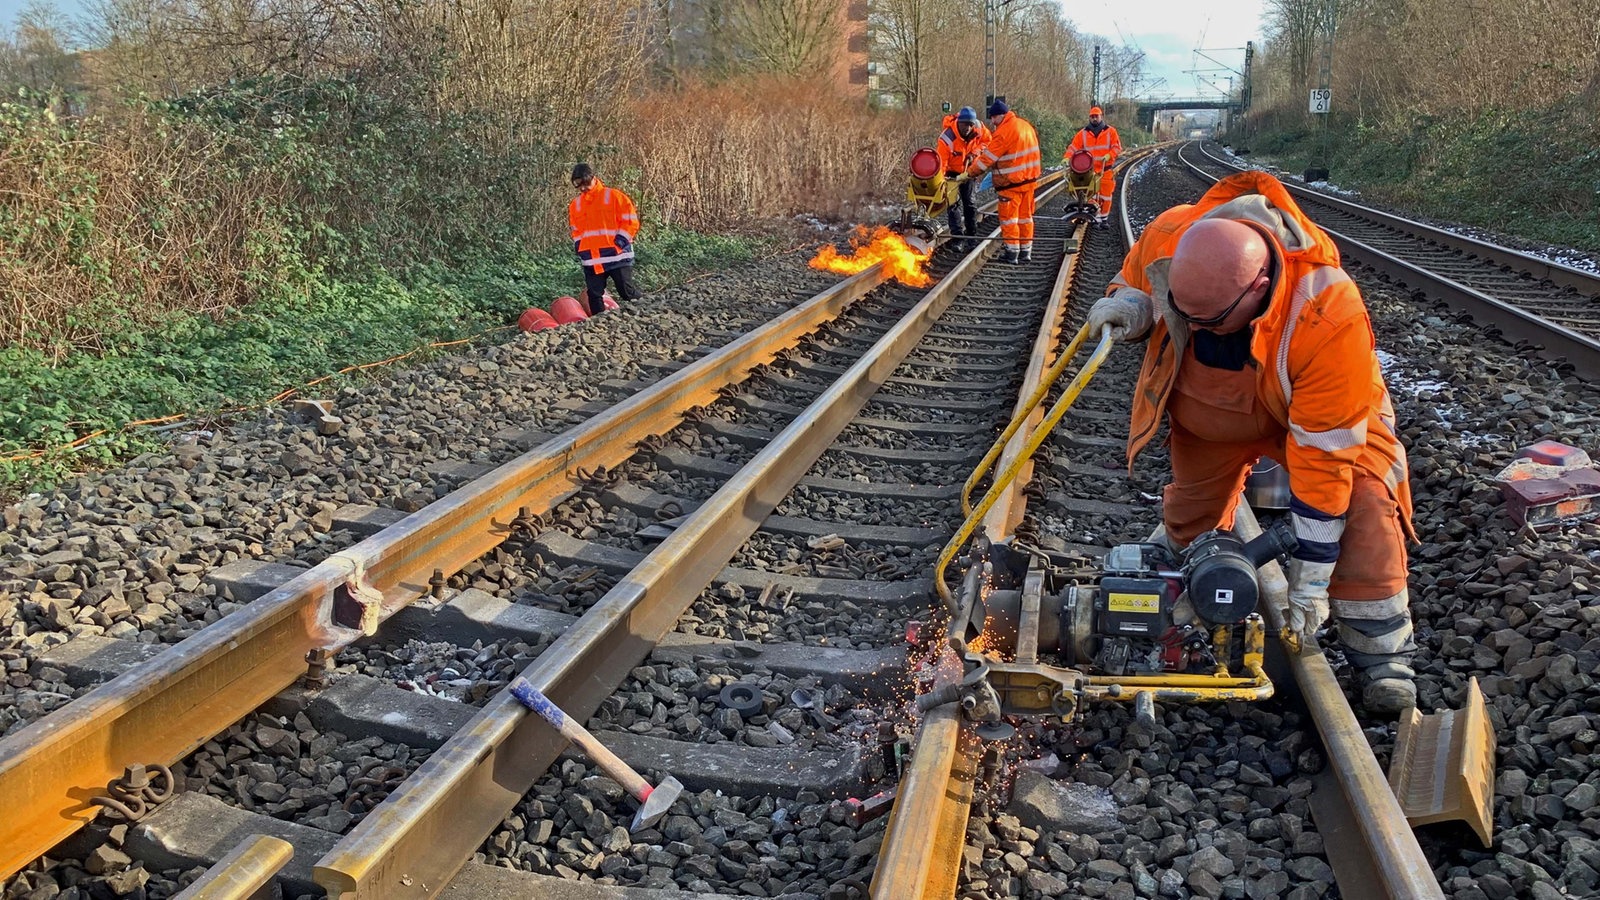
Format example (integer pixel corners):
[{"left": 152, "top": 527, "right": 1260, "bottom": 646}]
[{"left": 1168, "top": 266, "right": 1266, "bottom": 328}]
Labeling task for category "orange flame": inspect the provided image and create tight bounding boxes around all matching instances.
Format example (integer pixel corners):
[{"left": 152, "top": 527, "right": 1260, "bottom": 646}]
[{"left": 808, "top": 226, "right": 933, "bottom": 287}]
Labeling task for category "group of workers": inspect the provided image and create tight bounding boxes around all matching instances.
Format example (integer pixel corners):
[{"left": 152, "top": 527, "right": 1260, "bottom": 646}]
[
  {"left": 936, "top": 102, "right": 1121, "bottom": 262},
  {"left": 567, "top": 103, "right": 1419, "bottom": 716}
]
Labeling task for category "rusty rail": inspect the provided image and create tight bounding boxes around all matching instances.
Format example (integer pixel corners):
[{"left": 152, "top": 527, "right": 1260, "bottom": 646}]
[
  {"left": 310, "top": 225, "right": 1002, "bottom": 899},
  {"left": 869, "top": 171, "right": 1093, "bottom": 898},
  {"left": 0, "top": 264, "right": 890, "bottom": 880}
]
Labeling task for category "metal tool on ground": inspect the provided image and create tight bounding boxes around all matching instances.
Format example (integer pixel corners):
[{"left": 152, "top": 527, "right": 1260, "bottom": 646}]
[{"left": 507, "top": 678, "right": 684, "bottom": 832}]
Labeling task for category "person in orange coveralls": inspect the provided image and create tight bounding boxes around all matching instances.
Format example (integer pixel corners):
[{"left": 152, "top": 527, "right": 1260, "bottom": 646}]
[{"left": 1086, "top": 170, "right": 1418, "bottom": 714}]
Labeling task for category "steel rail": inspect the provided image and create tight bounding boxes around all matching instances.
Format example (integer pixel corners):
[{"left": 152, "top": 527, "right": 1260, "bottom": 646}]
[
  {"left": 0, "top": 263, "right": 892, "bottom": 880},
  {"left": 1178, "top": 142, "right": 1600, "bottom": 375},
  {"left": 1134, "top": 146, "right": 1443, "bottom": 898},
  {"left": 310, "top": 222, "right": 1005, "bottom": 899},
  {"left": 871, "top": 151, "right": 1160, "bottom": 899},
  {"left": 1201, "top": 147, "right": 1599, "bottom": 298},
  {"left": 1234, "top": 504, "right": 1444, "bottom": 900}
]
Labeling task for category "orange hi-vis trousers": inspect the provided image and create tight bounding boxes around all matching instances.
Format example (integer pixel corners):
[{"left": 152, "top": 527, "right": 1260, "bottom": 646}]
[
  {"left": 1162, "top": 349, "right": 1409, "bottom": 604},
  {"left": 997, "top": 186, "right": 1036, "bottom": 254},
  {"left": 1095, "top": 166, "right": 1115, "bottom": 216}
]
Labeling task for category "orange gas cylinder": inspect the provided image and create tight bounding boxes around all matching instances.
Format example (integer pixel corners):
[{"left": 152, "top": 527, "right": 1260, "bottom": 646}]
[
  {"left": 518, "top": 307, "right": 559, "bottom": 333},
  {"left": 551, "top": 295, "right": 590, "bottom": 324},
  {"left": 910, "top": 148, "right": 940, "bottom": 179}
]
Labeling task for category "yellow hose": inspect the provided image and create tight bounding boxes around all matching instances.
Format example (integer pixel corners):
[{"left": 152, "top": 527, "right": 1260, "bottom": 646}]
[
  {"left": 936, "top": 325, "right": 1115, "bottom": 613},
  {"left": 960, "top": 323, "right": 1093, "bottom": 517}
]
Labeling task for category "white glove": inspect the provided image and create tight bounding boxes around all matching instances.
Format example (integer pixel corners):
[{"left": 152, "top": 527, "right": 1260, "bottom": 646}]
[
  {"left": 1085, "top": 289, "right": 1153, "bottom": 341},
  {"left": 1285, "top": 558, "right": 1335, "bottom": 647}
]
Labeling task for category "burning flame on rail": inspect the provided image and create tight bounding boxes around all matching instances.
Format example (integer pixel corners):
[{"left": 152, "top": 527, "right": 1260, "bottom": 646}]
[{"left": 808, "top": 226, "right": 932, "bottom": 287}]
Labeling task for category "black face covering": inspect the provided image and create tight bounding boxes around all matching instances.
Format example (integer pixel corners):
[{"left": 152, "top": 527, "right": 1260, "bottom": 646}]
[
  {"left": 1086, "top": 121, "right": 1107, "bottom": 135},
  {"left": 1191, "top": 326, "right": 1253, "bottom": 370}
]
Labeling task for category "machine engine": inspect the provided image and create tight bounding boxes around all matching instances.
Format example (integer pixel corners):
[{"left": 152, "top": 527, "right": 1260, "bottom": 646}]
[{"left": 1057, "top": 525, "right": 1297, "bottom": 675}]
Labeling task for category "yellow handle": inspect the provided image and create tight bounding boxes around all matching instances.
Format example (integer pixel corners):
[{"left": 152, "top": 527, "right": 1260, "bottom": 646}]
[{"left": 936, "top": 325, "right": 1116, "bottom": 613}]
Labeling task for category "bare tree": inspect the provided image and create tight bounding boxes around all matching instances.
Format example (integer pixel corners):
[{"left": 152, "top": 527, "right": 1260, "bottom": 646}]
[
  {"left": 874, "top": 0, "right": 929, "bottom": 107},
  {"left": 726, "top": 0, "right": 838, "bottom": 78},
  {"left": 1, "top": 0, "right": 80, "bottom": 97}
]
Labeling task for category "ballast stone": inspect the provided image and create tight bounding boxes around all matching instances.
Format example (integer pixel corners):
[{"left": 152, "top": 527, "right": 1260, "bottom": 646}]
[{"left": 1007, "top": 770, "right": 1120, "bottom": 835}]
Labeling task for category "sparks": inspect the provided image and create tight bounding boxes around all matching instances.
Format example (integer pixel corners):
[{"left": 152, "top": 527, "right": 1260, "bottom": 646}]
[{"left": 809, "top": 226, "right": 933, "bottom": 287}]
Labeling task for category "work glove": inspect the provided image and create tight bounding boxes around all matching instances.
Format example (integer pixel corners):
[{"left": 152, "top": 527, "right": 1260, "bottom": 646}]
[
  {"left": 1285, "top": 558, "right": 1335, "bottom": 648},
  {"left": 1084, "top": 289, "right": 1153, "bottom": 341}
]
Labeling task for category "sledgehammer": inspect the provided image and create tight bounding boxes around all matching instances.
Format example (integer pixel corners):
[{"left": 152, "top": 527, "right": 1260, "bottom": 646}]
[{"left": 508, "top": 678, "right": 684, "bottom": 832}]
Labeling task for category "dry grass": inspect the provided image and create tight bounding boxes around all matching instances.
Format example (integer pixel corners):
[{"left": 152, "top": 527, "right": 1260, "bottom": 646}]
[{"left": 631, "top": 77, "right": 919, "bottom": 230}]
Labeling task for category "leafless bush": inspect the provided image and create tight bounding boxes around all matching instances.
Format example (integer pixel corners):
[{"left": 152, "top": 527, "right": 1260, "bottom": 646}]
[{"left": 632, "top": 77, "right": 917, "bottom": 229}]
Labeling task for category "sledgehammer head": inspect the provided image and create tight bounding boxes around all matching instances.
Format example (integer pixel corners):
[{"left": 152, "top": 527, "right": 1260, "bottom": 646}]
[{"left": 631, "top": 776, "right": 684, "bottom": 832}]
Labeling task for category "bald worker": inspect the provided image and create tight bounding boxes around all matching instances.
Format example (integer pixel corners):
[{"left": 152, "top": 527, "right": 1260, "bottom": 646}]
[{"left": 1086, "top": 170, "right": 1418, "bottom": 715}]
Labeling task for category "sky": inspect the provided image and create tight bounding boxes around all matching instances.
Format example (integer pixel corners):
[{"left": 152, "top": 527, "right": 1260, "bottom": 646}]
[
  {"left": 6, "top": 0, "right": 1268, "bottom": 104},
  {"left": 1057, "top": 0, "right": 1269, "bottom": 101}
]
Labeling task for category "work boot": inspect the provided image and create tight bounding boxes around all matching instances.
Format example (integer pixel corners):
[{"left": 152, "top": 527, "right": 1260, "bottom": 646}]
[
  {"left": 1019, "top": 249, "right": 1032, "bottom": 263},
  {"left": 1362, "top": 665, "right": 1418, "bottom": 716},
  {"left": 1000, "top": 249, "right": 1019, "bottom": 264},
  {"left": 1335, "top": 599, "right": 1418, "bottom": 717}
]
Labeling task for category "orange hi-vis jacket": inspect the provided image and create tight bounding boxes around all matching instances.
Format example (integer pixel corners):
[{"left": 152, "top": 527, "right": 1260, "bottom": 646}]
[
  {"left": 1067, "top": 122, "right": 1121, "bottom": 171},
  {"left": 967, "top": 111, "right": 1040, "bottom": 190},
  {"left": 936, "top": 115, "right": 990, "bottom": 175},
  {"left": 569, "top": 178, "right": 640, "bottom": 274},
  {"left": 1113, "top": 171, "right": 1414, "bottom": 562}
]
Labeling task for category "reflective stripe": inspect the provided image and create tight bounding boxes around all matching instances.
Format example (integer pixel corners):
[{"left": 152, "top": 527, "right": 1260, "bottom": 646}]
[
  {"left": 575, "top": 229, "right": 630, "bottom": 240},
  {"left": 1290, "top": 419, "right": 1368, "bottom": 452},
  {"left": 1337, "top": 618, "right": 1414, "bottom": 654},
  {"left": 999, "top": 218, "right": 1022, "bottom": 225},
  {"left": 1330, "top": 590, "right": 1409, "bottom": 620},
  {"left": 998, "top": 148, "right": 1039, "bottom": 162},
  {"left": 939, "top": 131, "right": 955, "bottom": 149},
  {"left": 1292, "top": 512, "right": 1346, "bottom": 544},
  {"left": 578, "top": 249, "right": 634, "bottom": 263},
  {"left": 979, "top": 148, "right": 999, "bottom": 163},
  {"left": 1277, "top": 266, "right": 1353, "bottom": 403},
  {"left": 1386, "top": 455, "right": 1407, "bottom": 491},
  {"left": 998, "top": 163, "right": 1038, "bottom": 175}
]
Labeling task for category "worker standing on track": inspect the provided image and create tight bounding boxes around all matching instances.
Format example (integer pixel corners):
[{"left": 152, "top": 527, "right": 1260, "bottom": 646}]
[
  {"left": 936, "top": 106, "right": 990, "bottom": 251},
  {"left": 966, "top": 100, "right": 1041, "bottom": 264},
  {"left": 1085, "top": 170, "right": 1419, "bottom": 716},
  {"left": 569, "top": 163, "right": 642, "bottom": 315},
  {"left": 1066, "top": 105, "right": 1121, "bottom": 223}
]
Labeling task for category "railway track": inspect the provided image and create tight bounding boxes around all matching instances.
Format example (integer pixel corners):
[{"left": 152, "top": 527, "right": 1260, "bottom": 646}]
[
  {"left": 6, "top": 141, "right": 1551, "bottom": 900},
  {"left": 1176, "top": 141, "right": 1600, "bottom": 375}
]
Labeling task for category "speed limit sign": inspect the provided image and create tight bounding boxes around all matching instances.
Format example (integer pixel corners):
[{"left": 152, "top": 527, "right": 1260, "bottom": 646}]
[{"left": 1309, "top": 88, "right": 1332, "bottom": 114}]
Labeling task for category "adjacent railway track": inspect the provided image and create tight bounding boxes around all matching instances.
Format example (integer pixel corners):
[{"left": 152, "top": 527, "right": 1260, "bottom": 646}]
[
  {"left": 2, "top": 144, "right": 1488, "bottom": 900},
  {"left": 1178, "top": 140, "right": 1600, "bottom": 375}
]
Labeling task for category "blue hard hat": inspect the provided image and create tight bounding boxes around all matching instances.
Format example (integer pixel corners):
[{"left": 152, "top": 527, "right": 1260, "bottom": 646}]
[
  {"left": 987, "top": 99, "right": 1009, "bottom": 118},
  {"left": 957, "top": 106, "right": 979, "bottom": 124}
]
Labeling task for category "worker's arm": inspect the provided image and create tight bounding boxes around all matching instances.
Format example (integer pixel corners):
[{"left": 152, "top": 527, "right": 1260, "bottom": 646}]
[{"left": 619, "top": 191, "right": 640, "bottom": 241}]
